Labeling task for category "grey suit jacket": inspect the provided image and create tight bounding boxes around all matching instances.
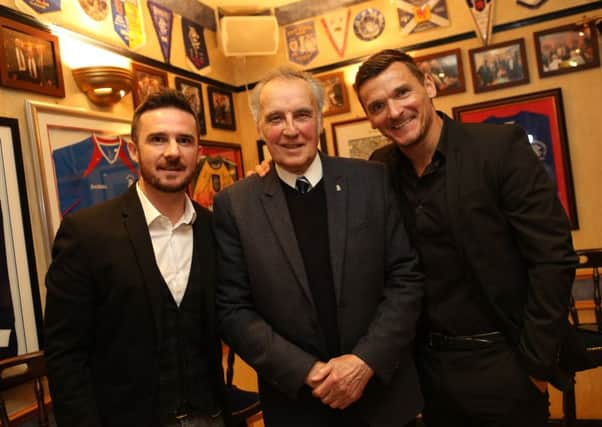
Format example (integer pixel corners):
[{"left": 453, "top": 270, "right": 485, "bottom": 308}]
[{"left": 213, "top": 154, "right": 424, "bottom": 426}]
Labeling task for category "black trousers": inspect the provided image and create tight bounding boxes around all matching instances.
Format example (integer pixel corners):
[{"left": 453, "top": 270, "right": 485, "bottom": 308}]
[{"left": 417, "top": 340, "right": 550, "bottom": 427}]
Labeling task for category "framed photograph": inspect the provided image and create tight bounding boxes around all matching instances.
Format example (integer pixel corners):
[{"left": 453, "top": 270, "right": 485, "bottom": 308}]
[
  {"left": 207, "top": 86, "right": 236, "bottom": 131},
  {"left": 0, "top": 117, "right": 43, "bottom": 356},
  {"left": 25, "top": 101, "right": 134, "bottom": 255},
  {"left": 533, "top": 22, "right": 600, "bottom": 78},
  {"left": 131, "top": 62, "right": 168, "bottom": 108},
  {"left": 0, "top": 17, "right": 65, "bottom": 97},
  {"left": 175, "top": 77, "right": 207, "bottom": 135},
  {"left": 469, "top": 38, "right": 529, "bottom": 93},
  {"left": 316, "top": 72, "right": 350, "bottom": 116},
  {"left": 190, "top": 141, "right": 243, "bottom": 210},
  {"left": 257, "top": 131, "right": 328, "bottom": 162},
  {"left": 452, "top": 88, "right": 578, "bottom": 229},
  {"left": 332, "top": 118, "right": 390, "bottom": 159},
  {"left": 414, "top": 48, "right": 466, "bottom": 97}
]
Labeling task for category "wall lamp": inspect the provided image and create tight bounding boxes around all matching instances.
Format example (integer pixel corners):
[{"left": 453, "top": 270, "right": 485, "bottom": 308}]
[{"left": 72, "top": 66, "right": 134, "bottom": 107}]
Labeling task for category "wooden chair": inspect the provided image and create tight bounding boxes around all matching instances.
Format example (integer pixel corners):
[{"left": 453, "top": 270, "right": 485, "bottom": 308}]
[
  {"left": 0, "top": 351, "right": 49, "bottom": 427},
  {"left": 563, "top": 249, "right": 602, "bottom": 427},
  {"left": 225, "top": 348, "right": 262, "bottom": 426}
]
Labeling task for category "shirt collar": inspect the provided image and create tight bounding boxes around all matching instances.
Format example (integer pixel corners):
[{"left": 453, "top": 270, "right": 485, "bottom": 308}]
[
  {"left": 274, "top": 153, "right": 323, "bottom": 190},
  {"left": 136, "top": 182, "right": 196, "bottom": 227}
]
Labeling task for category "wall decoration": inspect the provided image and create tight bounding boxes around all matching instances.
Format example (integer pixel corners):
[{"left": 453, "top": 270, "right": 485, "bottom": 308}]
[
  {"left": 78, "top": 0, "right": 109, "bottom": 21},
  {"left": 466, "top": 0, "right": 494, "bottom": 45},
  {"left": 516, "top": 0, "right": 548, "bottom": 8},
  {"left": 353, "top": 8, "right": 385, "bottom": 41},
  {"left": 148, "top": 0, "right": 173, "bottom": 63},
  {"left": 332, "top": 118, "right": 390, "bottom": 159},
  {"left": 131, "top": 62, "right": 168, "bottom": 108},
  {"left": 469, "top": 38, "right": 529, "bottom": 93},
  {"left": 534, "top": 22, "right": 600, "bottom": 78},
  {"left": 19, "top": 0, "right": 61, "bottom": 14},
  {"left": 190, "top": 141, "right": 243, "bottom": 210},
  {"left": 413, "top": 48, "right": 465, "bottom": 97},
  {"left": 321, "top": 8, "right": 351, "bottom": 58},
  {"left": 207, "top": 86, "right": 236, "bottom": 131},
  {"left": 0, "top": 17, "right": 65, "bottom": 97},
  {"left": 111, "top": 0, "right": 146, "bottom": 50},
  {"left": 316, "top": 72, "right": 350, "bottom": 116},
  {"left": 182, "top": 16, "right": 209, "bottom": 71},
  {"left": 25, "top": 101, "right": 133, "bottom": 253},
  {"left": 452, "top": 88, "right": 578, "bottom": 229},
  {"left": 175, "top": 77, "right": 207, "bottom": 136},
  {"left": 397, "top": 0, "right": 450, "bottom": 36},
  {"left": 0, "top": 117, "right": 42, "bottom": 356},
  {"left": 286, "top": 21, "right": 319, "bottom": 66}
]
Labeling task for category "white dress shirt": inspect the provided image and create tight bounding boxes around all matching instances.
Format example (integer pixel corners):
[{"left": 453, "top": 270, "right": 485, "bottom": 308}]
[
  {"left": 274, "top": 153, "right": 323, "bottom": 190},
  {"left": 137, "top": 184, "right": 196, "bottom": 306}
]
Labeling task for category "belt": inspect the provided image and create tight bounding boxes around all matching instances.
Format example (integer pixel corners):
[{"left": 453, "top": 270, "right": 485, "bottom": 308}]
[{"left": 426, "top": 331, "right": 505, "bottom": 351}]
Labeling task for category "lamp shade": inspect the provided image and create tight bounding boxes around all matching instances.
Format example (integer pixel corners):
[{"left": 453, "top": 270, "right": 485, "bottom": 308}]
[{"left": 72, "top": 66, "right": 134, "bottom": 107}]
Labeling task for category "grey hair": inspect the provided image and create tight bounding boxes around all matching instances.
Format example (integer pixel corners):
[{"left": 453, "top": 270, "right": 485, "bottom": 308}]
[{"left": 249, "top": 67, "right": 325, "bottom": 130}]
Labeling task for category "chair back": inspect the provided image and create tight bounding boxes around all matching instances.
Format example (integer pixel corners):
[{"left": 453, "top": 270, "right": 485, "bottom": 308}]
[{"left": 570, "top": 249, "right": 602, "bottom": 330}]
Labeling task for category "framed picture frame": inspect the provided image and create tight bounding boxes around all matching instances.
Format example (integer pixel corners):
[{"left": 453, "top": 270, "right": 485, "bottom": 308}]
[
  {"left": 190, "top": 141, "right": 243, "bottom": 210},
  {"left": 25, "top": 101, "right": 134, "bottom": 256},
  {"left": 257, "top": 131, "right": 329, "bottom": 162},
  {"left": 131, "top": 62, "right": 169, "bottom": 108},
  {"left": 533, "top": 22, "right": 600, "bottom": 78},
  {"left": 0, "top": 16, "right": 65, "bottom": 97},
  {"left": 452, "top": 88, "right": 578, "bottom": 229},
  {"left": 0, "top": 117, "right": 43, "bottom": 356},
  {"left": 468, "top": 38, "right": 529, "bottom": 93},
  {"left": 316, "top": 72, "right": 350, "bottom": 116},
  {"left": 175, "top": 77, "right": 207, "bottom": 135},
  {"left": 413, "top": 48, "right": 466, "bottom": 97},
  {"left": 332, "top": 118, "right": 390, "bottom": 159},
  {"left": 207, "top": 86, "right": 236, "bottom": 131}
]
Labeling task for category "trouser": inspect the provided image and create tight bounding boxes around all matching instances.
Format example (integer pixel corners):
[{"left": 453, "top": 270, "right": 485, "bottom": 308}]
[{"left": 417, "top": 337, "right": 550, "bottom": 427}]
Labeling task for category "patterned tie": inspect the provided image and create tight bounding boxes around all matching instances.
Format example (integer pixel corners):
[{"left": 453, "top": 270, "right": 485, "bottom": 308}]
[{"left": 295, "top": 176, "right": 311, "bottom": 194}]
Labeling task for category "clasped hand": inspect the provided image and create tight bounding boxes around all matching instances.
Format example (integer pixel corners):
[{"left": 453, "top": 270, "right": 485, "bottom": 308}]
[{"left": 304, "top": 354, "right": 374, "bottom": 409}]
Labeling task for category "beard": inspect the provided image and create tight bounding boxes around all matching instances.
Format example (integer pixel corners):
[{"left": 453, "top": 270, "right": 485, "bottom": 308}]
[{"left": 138, "top": 159, "right": 195, "bottom": 193}]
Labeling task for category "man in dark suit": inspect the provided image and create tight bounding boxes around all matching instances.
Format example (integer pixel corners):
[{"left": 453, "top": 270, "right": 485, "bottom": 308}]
[
  {"left": 213, "top": 68, "right": 424, "bottom": 427},
  {"left": 44, "top": 90, "right": 229, "bottom": 427},
  {"left": 353, "top": 49, "right": 577, "bottom": 427}
]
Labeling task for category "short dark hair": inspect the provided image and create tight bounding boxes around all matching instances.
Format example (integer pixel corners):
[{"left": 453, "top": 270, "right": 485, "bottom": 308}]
[
  {"left": 353, "top": 49, "right": 424, "bottom": 96},
  {"left": 131, "top": 89, "right": 199, "bottom": 142}
]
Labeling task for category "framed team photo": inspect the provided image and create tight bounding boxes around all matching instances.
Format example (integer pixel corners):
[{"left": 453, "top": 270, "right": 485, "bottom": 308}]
[
  {"left": 131, "top": 62, "right": 168, "bottom": 108},
  {"left": 25, "top": 101, "right": 134, "bottom": 256},
  {"left": 413, "top": 48, "right": 466, "bottom": 97},
  {"left": 175, "top": 77, "right": 207, "bottom": 136},
  {"left": 0, "top": 16, "right": 65, "bottom": 97},
  {"left": 469, "top": 38, "right": 529, "bottom": 93},
  {"left": 207, "top": 86, "right": 236, "bottom": 131},
  {"left": 534, "top": 22, "right": 600, "bottom": 78},
  {"left": 452, "top": 88, "right": 578, "bottom": 229}
]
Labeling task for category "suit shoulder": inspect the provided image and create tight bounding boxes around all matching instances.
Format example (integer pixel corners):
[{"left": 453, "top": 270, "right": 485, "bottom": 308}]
[
  {"left": 62, "top": 192, "right": 125, "bottom": 226},
  {"left": 326, "top": 155, "right": 386, "bottom": 173}
]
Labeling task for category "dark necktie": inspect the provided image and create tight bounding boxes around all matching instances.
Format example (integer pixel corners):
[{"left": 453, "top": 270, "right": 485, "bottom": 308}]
[{"left": 295, "top": 176, "right": 311, "bottom": 194}]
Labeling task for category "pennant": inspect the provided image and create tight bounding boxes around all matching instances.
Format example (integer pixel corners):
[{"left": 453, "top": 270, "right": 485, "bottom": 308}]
[
  {"left": 148, "top": 1, "right": 173, "bottom": 63},
  {"left": 286, "top": 21, "right": 319, "bottom": 66},
  {"left": 19, "top": 0, "right": 61, "bottom": 14},
  {"left": 182, "top": 17, "right": 210, "bottom": 71},
  {"left": 111, "top": 0, "right": 130, "bottom": 46},
  {"left": 321, "top": 9, "right": 351, "bottom": 58},
  {"left": 466, "top": 0, "right": 494, "bottom": 45},
  {"left": 397, "top": 0, "right": 450, "bottom": 36},
  {"left": 111, "top": 0, "right": 145, "bottom": 49}
]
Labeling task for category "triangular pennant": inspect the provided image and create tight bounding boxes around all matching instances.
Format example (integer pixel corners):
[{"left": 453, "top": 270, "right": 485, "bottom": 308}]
[
  {"left": 466, "top": 0, "right": 494, "bottom": 45},
  {"left": 182, "top": 17, "right": 210, "bottom": 71},
  {"left": 17, "top": 0, "right": 61, "bottom": 14},
  {"left": 321, "top": 9, "right": 351, "bottom": 58},
  {"left": 148, "top": 1, "right": 173, "bottom": 63}
]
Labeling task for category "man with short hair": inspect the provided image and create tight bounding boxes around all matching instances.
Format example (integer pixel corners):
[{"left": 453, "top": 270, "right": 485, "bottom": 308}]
[
  {"left": 214, "top": 67, "right": 424, "bottom": 427},
  {"left": 354, "top": 49, "right": 577, "bottom": 427},
  {"left": 45, "top": 89, "right": 229, "bottom": 427}
]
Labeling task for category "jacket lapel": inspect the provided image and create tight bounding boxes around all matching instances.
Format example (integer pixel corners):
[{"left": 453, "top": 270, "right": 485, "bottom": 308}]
[{"left": 443, "top": 117, "right": 467, "bottom": 254}]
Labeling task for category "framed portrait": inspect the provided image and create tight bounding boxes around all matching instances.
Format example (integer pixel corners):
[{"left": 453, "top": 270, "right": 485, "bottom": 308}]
[
  {"left": 131, "top": 62, "right": 168, "bottom": 108},
  {"left": 175, "top": 77, "right": 207, "bottom": 135},
  {"left": 332, "top": 118, "right": 390, "bottom": 159},
  {"left": 452, "top": 88, "right": 578, "bottom": 229},
  {"left": 207, "top": 86, "right": 236, "bottom": 131},
  {"left": 533, "top": 22, "right": 600, "bottom": 78},
  {"left": 25, "top": 101, "right": 134, "bottom": 255},
  {"left": 0, "top": 17, "right": 65, "bottom": 97},
  {"left": 190, "top": 141, "right": 243, "bottom": 210},
  {"left": 316, "top": 72, "right": 350, "bottom": 116},
  {"left": 413, "top": 48, "right": 466, "bottom": 97},
  {"left": 0, "top": 117, "right": 42, "bottom": 356},
  {"left": 468, "top": 38, "right": 529, "bottom": 93},
  {"left": 257, "top": 131, "right": 329, "bottom": 162}
]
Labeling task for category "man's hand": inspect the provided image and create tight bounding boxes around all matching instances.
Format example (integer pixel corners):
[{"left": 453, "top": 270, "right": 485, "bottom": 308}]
[
  {"left": 245, "top": 159, "right": 271, "bottom": 177},
  {"left": 305, "top": 361, "right": 331, "bottom": 389},
  {"left": 311, "top": 354, "right": 374, "bottom": 409},
  {"left": 529, "top": 376, "right": 548, "bottom": 394}
]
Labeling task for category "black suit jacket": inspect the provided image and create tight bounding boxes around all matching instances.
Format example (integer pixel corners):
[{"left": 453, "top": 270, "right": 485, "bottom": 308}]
[
  {"left": 371, "top": 113, "right": 577, "bottom": 382},
  {"left": 213, "top": 155, "right": 424, "bottom": 426},
  {"left": 44, "top": 186, "right": 226, "bottom": 427}
]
